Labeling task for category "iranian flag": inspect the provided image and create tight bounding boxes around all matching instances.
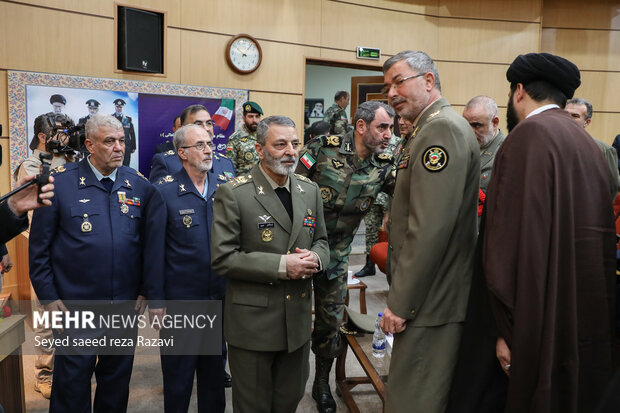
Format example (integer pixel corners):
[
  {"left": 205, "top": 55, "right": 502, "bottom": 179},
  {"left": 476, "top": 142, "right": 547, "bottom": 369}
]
[{"left": 212, "top": 99, "right": 235, "bottom": 130}]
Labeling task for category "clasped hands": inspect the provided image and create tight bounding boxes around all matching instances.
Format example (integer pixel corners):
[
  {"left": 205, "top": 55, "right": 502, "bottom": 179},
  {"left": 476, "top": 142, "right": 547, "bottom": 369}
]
[{"left": 286, "top": 248, "right": 319, "bottom": 280}]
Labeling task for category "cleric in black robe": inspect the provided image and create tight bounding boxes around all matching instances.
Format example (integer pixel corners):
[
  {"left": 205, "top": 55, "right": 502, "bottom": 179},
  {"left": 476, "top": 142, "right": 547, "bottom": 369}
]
[
  {"left": 449, "top": 53, "right": 619, "bottom": 413},
  {"left": 484, "top": 53, "right": 617, "bottom": 412}
]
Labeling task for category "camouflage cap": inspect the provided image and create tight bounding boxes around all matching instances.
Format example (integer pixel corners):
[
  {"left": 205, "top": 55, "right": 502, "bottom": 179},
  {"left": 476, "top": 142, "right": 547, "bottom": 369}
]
[{"left": 242, "top": 101, "right": 263, "bottom": 115}]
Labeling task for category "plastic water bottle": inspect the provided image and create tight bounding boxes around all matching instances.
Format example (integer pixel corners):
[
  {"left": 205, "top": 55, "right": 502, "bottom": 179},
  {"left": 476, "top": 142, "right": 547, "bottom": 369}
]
[{"left": 372, "top": 312, "right": 386, "bottom": 358}]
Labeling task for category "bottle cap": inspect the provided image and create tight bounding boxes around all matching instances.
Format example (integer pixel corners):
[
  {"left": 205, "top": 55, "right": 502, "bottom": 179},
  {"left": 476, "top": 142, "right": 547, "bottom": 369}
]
[{"left": 378, "top": 312, "right": 382, "bottom": 317}]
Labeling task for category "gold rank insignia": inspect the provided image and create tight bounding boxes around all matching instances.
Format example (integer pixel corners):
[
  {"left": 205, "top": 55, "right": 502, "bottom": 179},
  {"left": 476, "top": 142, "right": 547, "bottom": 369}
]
[
  {"left": 167, "top": 150, "right": 175, "bottom": 155},
  {"left": 307, "top": 209, "right": 312, "bottom": 215},
  {"left": 326, "top": 136, "right": 340, "bottom": 146},
  {"left": 244, "top": 152, "right": 254, "bottom": 160},
  {"left": 79, "top": 177, "right": 86, "bottom": 185},
  {"left": 257, "top": 185, "right": 265, "bottom": 195},
  {"left": 163, "top": 175, "right": 174, "bottom": 182},
  {"left": 179, "top": 184, "right": 186, "bottom": 192},
  {"left": 124, "top": 179, "right": 131, "bottom": 187},
  {"left": 120, "top": 204, "right": 129, "bottom": 214},
  {"left": 237, "top": 176, "right": 247, "bottom": 184},
  {"left": 320, "top": 187, "right": 332, "bottom": 202},
  {"left": 245, "top": 104, "right": 252, "bottom": 112},
  {"left": 344, "top": 142, "right": 352, "bottom": 152},
  {"left": 377, "top": 153, "right": 392, "bottom": 161},
  {"left": 428, "top": 110, "right": 440, "bottom": 119},
  {"left": 183, "top": 215, "right": 192, "bottom": 228},
  {"left": 296, "top": 184, "right": 304, "bottom": 193},
  {"left": 331, "top": 159, "right": 344, "bottom": 169},
  {"left": 422, "top": 146, "right": 448, "bottom": 172},
  {"left": 137, "top": 171, "right": 147, "bottom": 180},
  {"left": 219, "top": 174, "right": 226, "bottom": 181},
  {"left": 261, "top": 229, "right": 273, "bottom": 242},
  {"left": 55, "top": 165, "right": 66, "bottom": 173}
]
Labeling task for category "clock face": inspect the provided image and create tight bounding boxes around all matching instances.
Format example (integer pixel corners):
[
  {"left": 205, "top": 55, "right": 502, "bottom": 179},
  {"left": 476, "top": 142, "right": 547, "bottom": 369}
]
[{"left": 228, "top": 36, "right": 261, "bottom": 73}]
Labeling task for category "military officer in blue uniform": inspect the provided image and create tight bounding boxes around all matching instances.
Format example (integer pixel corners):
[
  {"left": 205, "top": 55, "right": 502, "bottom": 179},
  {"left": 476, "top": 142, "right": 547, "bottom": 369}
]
[
  {"left": 154, "top": 123, "right": 235, "bottom": 413},
  {"left": 29, "top": 114, "right": 165, "bottom": 413},
  {"left": 149, "top": 105, "right": 226, "bottom": 182},
  {"left": 112, "top": 98, "right": 137, "bottom": 167}
]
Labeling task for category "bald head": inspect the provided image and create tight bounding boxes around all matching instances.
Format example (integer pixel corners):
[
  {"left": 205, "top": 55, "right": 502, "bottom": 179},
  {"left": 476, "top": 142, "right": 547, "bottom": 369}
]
[{"left": 463, "top": 96, "right": 499, "bottom": 147}]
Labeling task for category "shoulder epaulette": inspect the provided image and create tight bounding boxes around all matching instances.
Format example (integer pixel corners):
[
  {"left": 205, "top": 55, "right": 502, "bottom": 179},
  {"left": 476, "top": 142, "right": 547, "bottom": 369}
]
[
  {"left": 50, "top": 165, "right": 67, "bottom": 175},
  {"left": 376, "top": 153, "right": 393, "bottom": 162},
  {"left": 229, "top": 174, "right": 253, "bottom": 188},
  {"left": 136, "top": 170, "right": 149, "bottom": 181},
  {"left": 295, "top": 174, "right": 312, "bottom": 183}
]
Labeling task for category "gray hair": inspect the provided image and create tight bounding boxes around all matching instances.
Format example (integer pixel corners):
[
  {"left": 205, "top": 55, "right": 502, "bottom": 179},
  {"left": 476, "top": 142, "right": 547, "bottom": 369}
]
[
  {"left": 256, "top": 116, "right": 296, "bottom": 146},
  {"left": 567, "top": 97, "right": 593, "bottom": 120},
  {"left": 383, "top": 50, "right": 441, "bottom": 92},
  {"left": 85, "top": 114, "right": 122, "bottom": 139},
  {"left": 354, "top": 101, "right": 395, "bottom": 125},
  {"left": 465, "top": 95, "right": 498, "bottom": 121},
  {"left": 173, "top": 124, "right": 205, "bottom": 151}
]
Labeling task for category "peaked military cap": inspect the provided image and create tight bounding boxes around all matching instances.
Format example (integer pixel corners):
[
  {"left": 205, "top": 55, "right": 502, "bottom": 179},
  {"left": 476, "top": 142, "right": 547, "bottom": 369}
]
[
  {"left": 86, "top": 99, "right": 100, "bottom": 107},
  {"left": 113, "top": 98, "right": 127, "bottom": 106}
]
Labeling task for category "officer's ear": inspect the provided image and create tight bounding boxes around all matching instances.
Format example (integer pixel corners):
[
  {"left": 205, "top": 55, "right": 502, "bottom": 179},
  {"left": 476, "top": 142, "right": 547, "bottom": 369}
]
[
  {"left": 255, "top": 142, "right": 264, "bottom": 161},
  {"left": 355, "top": 119, "right": 367, "bottom": 135},
  {"left": 84, "top": 137, "right": 95, "bottom": 154},
  {"left": 177, "top": 147, "right": 188, "bottom": 161}
]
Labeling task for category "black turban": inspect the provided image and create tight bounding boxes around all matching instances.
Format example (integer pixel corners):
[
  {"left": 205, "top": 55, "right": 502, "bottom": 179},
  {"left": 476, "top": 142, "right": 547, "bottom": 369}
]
[{"left": 506, "top": 53, "right": 581, "bottom": 99}]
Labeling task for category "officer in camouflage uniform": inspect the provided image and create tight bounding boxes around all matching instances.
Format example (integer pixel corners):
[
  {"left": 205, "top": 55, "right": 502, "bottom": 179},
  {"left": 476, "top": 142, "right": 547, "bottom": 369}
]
[
  {"left": 225, "top": 101, "right": 263, "bottom": 174},
  {"left": 322, "top": 90, "right": 352, "bottom": 135},
  {"left": 296, "top": 101, "right": 396, "bottom": 413},
  {"left": 355, "top": 117, "right": 411, "bottom": 277}
]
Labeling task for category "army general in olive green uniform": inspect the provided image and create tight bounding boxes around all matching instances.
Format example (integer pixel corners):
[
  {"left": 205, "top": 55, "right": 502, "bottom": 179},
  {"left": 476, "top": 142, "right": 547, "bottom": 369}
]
[
  {"left": 381, "top": 51, "right": 479, "bottom": 412},
  {"left": 212, "top": 116, "right": 329, "bottom": 413},
  {"left": 322, "top": 90, "right": 352, "bottom": 135},
  {"left": 296, "top": 101, "right": 396, "bottom": 413},
  {"left": 225, "top": 101, "right": 263, "bottom": 174}
]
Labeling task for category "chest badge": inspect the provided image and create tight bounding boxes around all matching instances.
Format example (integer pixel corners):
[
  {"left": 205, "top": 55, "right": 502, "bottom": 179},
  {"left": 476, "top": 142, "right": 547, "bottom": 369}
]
[
  {"left": 422, "top": 146, "right": 448, "bottom": 172},
  {"left": 120, "top": 204, "right": 129, "bottom": 214},
  {"left": 244, "top": 152, "right": 254, "bottom": 161},
  {"left": 261, "top": 229, "right": 273, "bottom": 242},
  {"left": 81, "top": 213, "right": 92, "bottom": 233},
  {"left": 320, "top": 187, "right": 332, "bottom": 203},
  {"left": 331, "top": 159, "right": 344, "bottom": 169},
  {"left": 360, "top": 198, "right": 371, "bottom": 212},
  {"left": 183, "top": 215, "right": 193, "bottom": 228}
]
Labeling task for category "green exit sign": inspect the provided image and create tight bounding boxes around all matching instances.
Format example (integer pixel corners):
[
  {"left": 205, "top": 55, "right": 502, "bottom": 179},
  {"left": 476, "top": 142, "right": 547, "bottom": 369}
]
[{"left": 357, "top": 47, "right": 381, "bottom": 60}]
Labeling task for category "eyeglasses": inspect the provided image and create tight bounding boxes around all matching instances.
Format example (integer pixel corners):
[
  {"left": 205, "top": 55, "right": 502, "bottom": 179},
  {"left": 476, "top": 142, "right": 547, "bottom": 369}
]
[
  {"left": 194, "top": 120, "right": 215, "bottom": 128},
  {"left": 381, "top": 73, "right": 427, "bottom": 96},
  {"left": 181, "top": 141, "right": 215, "bottom": 151}
]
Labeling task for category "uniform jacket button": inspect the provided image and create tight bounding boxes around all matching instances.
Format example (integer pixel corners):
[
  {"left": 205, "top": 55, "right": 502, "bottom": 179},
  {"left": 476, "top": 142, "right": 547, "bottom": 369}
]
[
  {"left": 300, "top": 292, "right": 306, "bottom": 298},
  {"left": 410, "top": 309, "right": 416, "bottom": 316},
  {"left": 285, "top": 294, "right": 291, "bottom": 301}
]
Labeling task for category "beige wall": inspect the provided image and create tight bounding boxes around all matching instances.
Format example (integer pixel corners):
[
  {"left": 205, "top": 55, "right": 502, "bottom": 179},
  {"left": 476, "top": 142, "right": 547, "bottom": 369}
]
[{"left": 1, "top": 0, "right": 619, "bottom": 188}]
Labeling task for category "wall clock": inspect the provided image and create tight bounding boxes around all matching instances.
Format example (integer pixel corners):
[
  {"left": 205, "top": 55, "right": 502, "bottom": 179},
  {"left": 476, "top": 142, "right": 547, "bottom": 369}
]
[{"left": 225, "top": 34, "right": 262, "bottom": 74}]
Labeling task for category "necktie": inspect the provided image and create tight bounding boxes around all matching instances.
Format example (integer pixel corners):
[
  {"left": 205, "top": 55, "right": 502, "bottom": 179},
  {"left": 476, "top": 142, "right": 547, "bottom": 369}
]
[
  {"left": 101, "top": 177, "right": 113, "bottom": 192},
  {"left": 274, "top": 187, "right": 293, "bottom": 220}
]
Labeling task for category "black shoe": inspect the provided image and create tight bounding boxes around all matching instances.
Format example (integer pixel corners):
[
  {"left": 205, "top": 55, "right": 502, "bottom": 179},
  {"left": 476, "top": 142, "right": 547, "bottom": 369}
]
[
  {"left": 354, "top": 255, "right": 376, "bottom": 278},
  {"left": 224, "top": 371, "right": 232, "bottom": 388},
  {"left": 312, "top": 357, "right": 336, "bottom": 413}
]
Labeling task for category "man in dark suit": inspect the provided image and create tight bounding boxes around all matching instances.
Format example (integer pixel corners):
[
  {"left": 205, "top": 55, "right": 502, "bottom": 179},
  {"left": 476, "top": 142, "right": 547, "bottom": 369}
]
[
  {"left": 0, "top": 174, "right": 54, "bottom": 244},
  {"left": 211, "top": 115, "right": 329, "bottom": 412},
  {"left": 150, "top": 105, "right": 220, "bottom": 182},
  {"left": 112, "top": 98, "right": 136, "bottom": 167},
  {"left": 155, "top": 123, "right": 235, "bottom": 412},
  {"left": 29, "top": 114, "right": 165, "bottom": 412}
]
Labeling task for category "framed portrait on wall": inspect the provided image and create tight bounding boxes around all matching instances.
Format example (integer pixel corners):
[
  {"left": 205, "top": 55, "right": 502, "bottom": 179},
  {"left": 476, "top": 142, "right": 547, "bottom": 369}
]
[
  {"left": 305, "top": 98, "right": 324, "bottom": 120},
  {"left": 8, "top": 71, "right": 247, "bottom": 178}
]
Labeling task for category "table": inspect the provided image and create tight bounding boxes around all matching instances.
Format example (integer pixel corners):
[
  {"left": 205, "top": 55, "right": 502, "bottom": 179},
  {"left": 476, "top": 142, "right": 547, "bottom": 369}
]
[
  {"left": 335, "top": 331, "right": 390, "bottom": 412},
  {"left": 0, "top": 314, "right": 27, "bottom": 413},
  {"left": 345, "top": 280, "right": 367, "bottom": 314}
]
